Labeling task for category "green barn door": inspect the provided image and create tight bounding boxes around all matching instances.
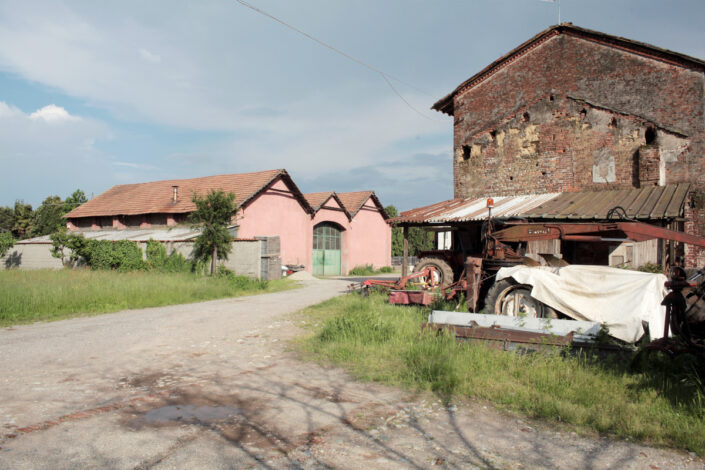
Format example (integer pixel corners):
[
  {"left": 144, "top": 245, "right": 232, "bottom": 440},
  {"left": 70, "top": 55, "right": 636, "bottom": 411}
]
[{"left": 313, "top": 223, "right": 342, "bottom": 276}]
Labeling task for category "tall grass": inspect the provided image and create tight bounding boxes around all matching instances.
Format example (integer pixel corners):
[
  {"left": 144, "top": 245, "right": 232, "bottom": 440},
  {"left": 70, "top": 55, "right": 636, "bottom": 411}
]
[
  {"left": 0, "top": 269, "right": 294, "bottom": 326},
  {"left": 297, "top": 292, "right": 705, "bottom": 454}
]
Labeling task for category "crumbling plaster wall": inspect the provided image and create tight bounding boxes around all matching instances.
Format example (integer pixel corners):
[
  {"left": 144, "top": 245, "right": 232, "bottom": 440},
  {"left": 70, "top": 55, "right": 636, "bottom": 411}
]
[
  {"left": 454, "top": 95, "right": 690, "bottom": 197},
  {"left": 452, "top": 33, "right": 705, "bottom": 199}
]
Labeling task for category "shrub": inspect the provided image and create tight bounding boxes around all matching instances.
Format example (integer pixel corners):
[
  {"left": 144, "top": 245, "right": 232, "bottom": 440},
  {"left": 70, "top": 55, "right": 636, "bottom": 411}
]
[
  {"left": 0, "top": 232, "right": 15, "bottom": 257},
  {"left": 79, "top": 240, "right": 145, "bottom": 271},
  {"left": 379, "top": 266, "right": 394, "bottom": 273},
  {"left": 145, "top": 239, "right": 168, "bottom": 270}
]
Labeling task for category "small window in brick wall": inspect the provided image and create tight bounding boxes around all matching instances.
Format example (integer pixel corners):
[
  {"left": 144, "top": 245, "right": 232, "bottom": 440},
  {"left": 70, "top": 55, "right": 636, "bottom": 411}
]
[
  {"left": 462, "top": 145, "right": 471, "bottom": 160},
  {"left": 645, "top": 127, "right": 657, "bottom": 145}
]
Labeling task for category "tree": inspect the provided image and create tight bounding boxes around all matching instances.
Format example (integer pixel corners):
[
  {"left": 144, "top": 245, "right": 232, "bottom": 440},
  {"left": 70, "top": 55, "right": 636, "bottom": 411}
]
[
  {"left": 64, "top": 189, "right": 88, "bottom": 213},
  {"left": 12, "top": 201, "right": 33, "bottom": 239},
  {"left": 32, "top": 195, "right": 65, "bottom": 237},
  {"left": 0, "top": 231, "right": 15, "bottom": 257},
  {"left": 0, "top": 206, "right": 14, "bottom": 233},
  {"left": 385, "top": 204, "right": 434, "bottom": 257},
  {"left": 189, "top": 189, "right": 237, "bottom": 276}
]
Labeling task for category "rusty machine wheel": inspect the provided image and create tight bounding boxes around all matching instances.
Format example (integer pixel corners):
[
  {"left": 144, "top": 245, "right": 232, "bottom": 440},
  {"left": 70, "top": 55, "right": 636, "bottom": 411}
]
[
  {"left": 485, "top": 278, "right": 558, "bottom": 318},
  {"left": 413, "top": 258, "right": 454, "bottom": 288}
]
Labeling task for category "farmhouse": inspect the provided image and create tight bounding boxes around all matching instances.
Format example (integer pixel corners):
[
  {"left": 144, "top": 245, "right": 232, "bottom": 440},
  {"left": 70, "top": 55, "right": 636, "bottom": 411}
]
[
  {"left": 396, "top": 23, "right": 705, "bottom": 268},
  {"left": 4, "top": 169, "right": 391, "bottom": 276}
]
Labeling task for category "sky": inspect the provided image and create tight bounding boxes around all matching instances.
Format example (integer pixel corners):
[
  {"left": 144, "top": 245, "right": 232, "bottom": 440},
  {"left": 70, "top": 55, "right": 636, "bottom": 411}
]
[{"left": 1, "top": 0, "right": 704, "bottom": 211}]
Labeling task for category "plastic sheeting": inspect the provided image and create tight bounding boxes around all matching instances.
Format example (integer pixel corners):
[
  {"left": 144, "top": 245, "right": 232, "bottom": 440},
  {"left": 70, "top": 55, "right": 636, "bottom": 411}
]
[{"left": 496, "top": 265, "right": 668, "bottom": 343}]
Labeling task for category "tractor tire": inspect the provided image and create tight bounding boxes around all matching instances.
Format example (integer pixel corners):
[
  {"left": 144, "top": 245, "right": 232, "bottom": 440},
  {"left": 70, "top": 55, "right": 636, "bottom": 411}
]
[
  {"left": 413, "top": 258, "right": 454, "bottom": 288},
  {"left": 484, "top": 278, "right": 557, "bottom": 318}
]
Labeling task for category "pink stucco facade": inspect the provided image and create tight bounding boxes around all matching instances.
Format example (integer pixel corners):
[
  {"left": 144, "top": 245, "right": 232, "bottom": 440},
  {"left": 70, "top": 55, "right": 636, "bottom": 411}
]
[
  {"left": 235, "top": 179, "right": 312, "bottom": 268},
  {"left": 238, "top": 182, "right": 391, "bottom": 274}
]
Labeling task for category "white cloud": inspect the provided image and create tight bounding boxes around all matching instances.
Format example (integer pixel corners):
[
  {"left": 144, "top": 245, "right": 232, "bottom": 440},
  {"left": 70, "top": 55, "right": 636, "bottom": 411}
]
[
  {"left": 139, "top": 48, "right": 161, "bottom": 63},
  {"left": 29, "top": 104, "right": 79, "bottom": 123},
  {"left": 0, "top": 101, "right": 112, "bottom": 205}
]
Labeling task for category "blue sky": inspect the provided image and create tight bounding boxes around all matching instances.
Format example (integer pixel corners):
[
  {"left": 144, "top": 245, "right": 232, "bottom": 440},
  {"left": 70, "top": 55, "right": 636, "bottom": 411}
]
[{"left": 1, "top": 0, "right": 704, "bottom": 211}]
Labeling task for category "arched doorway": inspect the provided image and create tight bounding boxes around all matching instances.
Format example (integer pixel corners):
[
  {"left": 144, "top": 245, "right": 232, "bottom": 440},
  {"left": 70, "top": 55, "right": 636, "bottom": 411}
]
[{"left": 313, "top": 222, "right": 342, "bottom": 276}]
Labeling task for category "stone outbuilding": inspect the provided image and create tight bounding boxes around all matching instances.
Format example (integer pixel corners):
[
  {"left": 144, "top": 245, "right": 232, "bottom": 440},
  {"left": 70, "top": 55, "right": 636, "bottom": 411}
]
[{"left": 397, "top": 23, "right": 705, "bottom": 268}]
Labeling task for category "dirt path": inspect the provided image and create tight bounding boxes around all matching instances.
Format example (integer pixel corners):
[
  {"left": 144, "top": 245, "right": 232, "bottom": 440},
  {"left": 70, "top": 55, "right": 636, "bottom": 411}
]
[{"left": 0, "top": 279, "right": 701, "bottom": 469}]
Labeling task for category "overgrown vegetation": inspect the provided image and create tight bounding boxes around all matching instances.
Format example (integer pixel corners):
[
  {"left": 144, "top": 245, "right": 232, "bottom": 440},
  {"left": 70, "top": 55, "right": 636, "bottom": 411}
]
[
  {"left": 0, "top": 189, "right": 87, "bottom": 239},
  {"left": 0, "top": 231, "right": 15, "bottom": 257},
  {"left": 385, "top": 205, "right": 434, "bottom": 256},
  {"left": 189, "top": 189, "right": 237, "bottom": 276},
  {"left": 347, "top": 264, "right": 394, "bottom": 276},
  {"left": 0, "top": 269, "right": 293, "bottom": 326},
  {"left": 297, "top": 292, "right": 705, "bottom": 454}
]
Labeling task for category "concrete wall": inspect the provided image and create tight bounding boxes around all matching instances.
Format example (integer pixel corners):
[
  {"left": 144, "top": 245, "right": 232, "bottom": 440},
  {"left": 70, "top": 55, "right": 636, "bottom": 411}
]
[
  {"left": 1, "top": 243, "right": 63, "bottom": 270},
  {"left": 1, "top": 239, "right": 266, "bottom": 277}
]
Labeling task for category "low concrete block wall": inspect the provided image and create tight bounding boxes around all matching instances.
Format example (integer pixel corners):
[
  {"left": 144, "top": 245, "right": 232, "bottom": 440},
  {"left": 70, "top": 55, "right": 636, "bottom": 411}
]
[
  {"left": 1, "top": 243, "right": 63, "bottom": 270},
  {"left": 2, "top": 239, "right": 272, "bottom": 279}
]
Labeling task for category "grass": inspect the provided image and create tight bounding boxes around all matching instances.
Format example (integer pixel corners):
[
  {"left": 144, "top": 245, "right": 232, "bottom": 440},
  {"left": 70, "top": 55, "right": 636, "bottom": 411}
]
[
  {"left": 296, "top": 292, "right": 705, "bottom": 454},
  {"left": 347, "top": 264, "right": 394, "bottom": 276},
  {"left": 0, "top": 269, "right": 296, "bottom": 326}
]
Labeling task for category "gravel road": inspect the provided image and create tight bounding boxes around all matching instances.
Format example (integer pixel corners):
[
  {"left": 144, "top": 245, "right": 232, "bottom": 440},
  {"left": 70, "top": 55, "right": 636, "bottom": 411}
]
[{"left": 0, "top": 278, "right": 702, "bottom": 469}]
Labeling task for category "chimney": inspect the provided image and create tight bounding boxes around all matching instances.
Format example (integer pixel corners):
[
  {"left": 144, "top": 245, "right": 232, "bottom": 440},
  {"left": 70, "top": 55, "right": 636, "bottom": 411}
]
[{"left": 172, "top": 185, "right": 179, "bottom": 203}]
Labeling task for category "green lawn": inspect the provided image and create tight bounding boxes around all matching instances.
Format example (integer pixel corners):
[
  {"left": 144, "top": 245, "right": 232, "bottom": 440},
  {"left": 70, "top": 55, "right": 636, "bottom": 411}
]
[
  {"left": 0, "top": 269, "right": 296, "bottom": 326},
  {"left": 296, "top": 292, "right": 705, "bottom": 455}
]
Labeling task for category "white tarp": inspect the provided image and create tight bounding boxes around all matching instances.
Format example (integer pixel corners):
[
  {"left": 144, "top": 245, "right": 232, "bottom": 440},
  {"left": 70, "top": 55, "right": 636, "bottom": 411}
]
[{"left": 496, "top": 265, "right": 668, "bottom": 343}]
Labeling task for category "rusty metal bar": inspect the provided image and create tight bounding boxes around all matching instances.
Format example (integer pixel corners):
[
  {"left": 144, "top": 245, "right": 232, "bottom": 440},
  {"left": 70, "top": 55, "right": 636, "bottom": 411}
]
[{"left": 402, "top": 226, "right": 409, "bottom": 278}]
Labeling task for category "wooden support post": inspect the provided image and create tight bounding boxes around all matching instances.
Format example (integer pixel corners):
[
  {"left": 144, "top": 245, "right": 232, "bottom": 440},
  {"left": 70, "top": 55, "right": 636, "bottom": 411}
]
[{"left": 402, "top": 226, "right": 409, "bottom": 278}]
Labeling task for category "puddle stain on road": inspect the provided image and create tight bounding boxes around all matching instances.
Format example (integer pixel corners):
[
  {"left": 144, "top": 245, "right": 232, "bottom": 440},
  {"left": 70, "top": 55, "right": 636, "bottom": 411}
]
[{"left": 143, "top": 405, "right": 241, "bottom": 424}]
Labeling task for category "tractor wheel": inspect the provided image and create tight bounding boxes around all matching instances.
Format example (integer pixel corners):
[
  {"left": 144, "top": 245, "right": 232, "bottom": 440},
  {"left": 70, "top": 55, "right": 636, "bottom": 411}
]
[
  {"left": 484, "top": 278, "right": 557, "bottom": 318},
  {"left": 413, "top": 258, "right": 454, "bottom": 288}
]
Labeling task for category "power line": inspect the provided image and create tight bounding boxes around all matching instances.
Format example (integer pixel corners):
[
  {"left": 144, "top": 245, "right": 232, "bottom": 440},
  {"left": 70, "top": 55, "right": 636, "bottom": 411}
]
[{"left": 233, "top": 0, "right": 439, "bottom": 121}]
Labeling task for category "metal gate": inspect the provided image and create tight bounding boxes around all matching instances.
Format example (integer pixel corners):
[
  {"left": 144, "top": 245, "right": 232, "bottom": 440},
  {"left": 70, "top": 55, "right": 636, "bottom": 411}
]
[{"left": 313, "top": 222, "right": 341, "bottom": 276}]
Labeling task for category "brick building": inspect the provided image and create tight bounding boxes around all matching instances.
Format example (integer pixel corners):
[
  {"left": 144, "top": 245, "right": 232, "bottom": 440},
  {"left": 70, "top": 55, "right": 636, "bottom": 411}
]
[{"left": 398, "top": 24, "right": 705, "bottom": 267}]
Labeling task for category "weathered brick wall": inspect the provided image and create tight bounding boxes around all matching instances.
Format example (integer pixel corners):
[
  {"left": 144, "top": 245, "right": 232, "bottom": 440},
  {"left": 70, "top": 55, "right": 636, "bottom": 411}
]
[
  {"left": 452, "top": 33, "right": 705, "bottom": 199},
  {"left": 684, "top": 192, "right": 705, "bottom": 267}
]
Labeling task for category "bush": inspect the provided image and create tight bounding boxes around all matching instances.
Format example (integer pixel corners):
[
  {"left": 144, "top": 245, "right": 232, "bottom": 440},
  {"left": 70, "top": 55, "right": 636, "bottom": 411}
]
[
  {"left": 82, "top": 240, "right": 146, "bottom": 271},
  {"left": 146, "top": 239, "right": 168, "bottom": 270},
  {"left": 379, "top": 266, "right": 394, "bottom": 273},
  {"left": 0, "top": 231, "right": 15, "bottom": 257},
  {"left": 216, "top": 265, "right": 269, "bottom": 289}
]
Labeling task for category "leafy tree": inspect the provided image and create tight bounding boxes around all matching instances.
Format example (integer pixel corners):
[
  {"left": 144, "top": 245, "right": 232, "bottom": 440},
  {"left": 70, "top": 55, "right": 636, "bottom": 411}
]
[
  {"left": 189, "top": 189, "right": 237, "bottom": 276},
  {"left": 50, "top": 230, "right": 87, "bottom": 267},
  {"left": 64, "top": 189, "right": 88, "bottom": 213},
  {"left": 0, "top": 206, "right": 14, "bottom": 233},
  {"left": 0, "top": 231, "right": 15, "bottom": 257},
  {"left": 12, "top": 201, "right": 33, "bottom": 239},
  {"left": 32, "top": 195, "right": 65, "bottom": 237},
  {"left": 385, "top": 204, "right": 434, "bottom": 257}
]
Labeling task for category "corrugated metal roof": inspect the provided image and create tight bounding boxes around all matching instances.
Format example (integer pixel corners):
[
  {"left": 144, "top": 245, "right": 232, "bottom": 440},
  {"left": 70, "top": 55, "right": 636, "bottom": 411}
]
[
  {"left": 20, "top": 227, "right": 203, "bottom": 243},
  {"left": 396, "top": 193, "right": 561, "bottom": 224},
  {"left": 394, "top": 184, "right": 689, "bottom": 224},
  {"left": 523, "top": 184, "right": 689, "bottom": 220}
]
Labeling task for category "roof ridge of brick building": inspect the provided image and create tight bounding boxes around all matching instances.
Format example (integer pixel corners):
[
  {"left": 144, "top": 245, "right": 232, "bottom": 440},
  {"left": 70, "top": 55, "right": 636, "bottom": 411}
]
[{"left": 433, "top": 23, "right": 705, "bottom": 116}]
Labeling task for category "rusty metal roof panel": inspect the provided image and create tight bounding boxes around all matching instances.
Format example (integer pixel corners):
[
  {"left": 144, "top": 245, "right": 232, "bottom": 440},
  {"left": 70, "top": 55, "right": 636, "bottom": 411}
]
[
  {"left": 523, "top": 184, "right": 688, "bottom": 220},
  {"left": 396, "top": 184, "right": 690, "bottom": 225},
  {"left": 395, "top": 193, "right": 561, "bottom": 224}
]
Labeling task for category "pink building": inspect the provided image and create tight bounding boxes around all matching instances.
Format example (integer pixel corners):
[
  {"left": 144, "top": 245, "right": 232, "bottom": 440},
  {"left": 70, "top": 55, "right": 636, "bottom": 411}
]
[{"left": 65, "top": 169, "right": 391, "bottom": 275}]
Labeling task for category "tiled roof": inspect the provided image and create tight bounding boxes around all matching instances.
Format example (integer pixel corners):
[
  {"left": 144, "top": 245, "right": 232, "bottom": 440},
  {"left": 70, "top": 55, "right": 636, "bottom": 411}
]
[
  {"left": 304, "top": 192, "right": 336, "bottom": 211},
  {"left": 393, "top": 184, "right": 690, "bottom": 225},
  {"left": 433, "top": 23, "right": 705, "bottom": 115},
  {"left": 66, "top": 169, "right": 313, "bottom": 218},
  {"left": 337, "top": 191, "right": 388, "bottom": 219}
]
